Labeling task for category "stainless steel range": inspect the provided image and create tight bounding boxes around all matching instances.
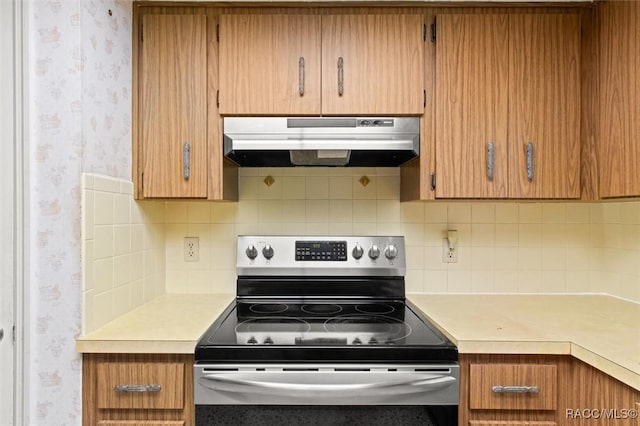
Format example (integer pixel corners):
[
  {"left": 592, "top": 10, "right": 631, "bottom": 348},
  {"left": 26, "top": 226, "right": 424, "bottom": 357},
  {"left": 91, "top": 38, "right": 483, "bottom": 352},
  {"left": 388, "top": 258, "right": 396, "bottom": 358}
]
[{"left": 195, "top": 236, "right": 459, "bottom": 426}]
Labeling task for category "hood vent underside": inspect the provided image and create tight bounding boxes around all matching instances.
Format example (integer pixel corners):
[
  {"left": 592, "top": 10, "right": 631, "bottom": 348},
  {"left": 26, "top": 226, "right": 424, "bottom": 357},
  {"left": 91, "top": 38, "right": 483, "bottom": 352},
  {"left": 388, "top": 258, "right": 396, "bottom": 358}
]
[{"left": 223, "top": 117, "right": 420, "bottom": 167}]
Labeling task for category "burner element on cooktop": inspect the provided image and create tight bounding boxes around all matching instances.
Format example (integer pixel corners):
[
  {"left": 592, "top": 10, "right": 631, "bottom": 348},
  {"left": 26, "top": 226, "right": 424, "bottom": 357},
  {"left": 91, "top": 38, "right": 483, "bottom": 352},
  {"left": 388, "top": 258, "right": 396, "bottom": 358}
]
[
  {"left": 301, "top": 304, "right": 343, "bottom": 315},
  {"left": 323, "top": 315, "right": 412, "bottom": 342},
  {"left": 249, "top": 303, "right": 288, "bottom": 314},
  {"left": 354, "top": 303, "right": 395, "bottom": 315}
]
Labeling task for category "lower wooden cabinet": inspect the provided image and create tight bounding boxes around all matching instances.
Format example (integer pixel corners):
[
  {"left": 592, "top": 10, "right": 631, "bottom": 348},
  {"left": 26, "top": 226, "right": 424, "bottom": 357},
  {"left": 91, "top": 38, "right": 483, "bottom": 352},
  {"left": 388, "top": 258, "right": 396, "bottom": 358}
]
[
  {"left": 461, "top": 354, "right": 640, "bottom": 426},
  {"left": 83, "top": 354, "right": 194, "bottom": 426}
]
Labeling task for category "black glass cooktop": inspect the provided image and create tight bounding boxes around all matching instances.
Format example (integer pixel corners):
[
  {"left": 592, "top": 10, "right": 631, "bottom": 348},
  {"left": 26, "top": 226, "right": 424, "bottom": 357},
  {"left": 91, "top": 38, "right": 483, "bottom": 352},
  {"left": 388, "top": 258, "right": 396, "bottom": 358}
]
[{"left": 195, "top": 299, "right": 458, "bottom": 363}]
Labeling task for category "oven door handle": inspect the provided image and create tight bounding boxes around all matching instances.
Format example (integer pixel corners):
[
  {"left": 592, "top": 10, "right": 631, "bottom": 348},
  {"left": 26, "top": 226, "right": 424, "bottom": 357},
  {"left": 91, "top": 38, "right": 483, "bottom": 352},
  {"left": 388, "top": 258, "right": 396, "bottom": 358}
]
[{"left": 198, "top": 373, "right": 456, "bottom": 397}]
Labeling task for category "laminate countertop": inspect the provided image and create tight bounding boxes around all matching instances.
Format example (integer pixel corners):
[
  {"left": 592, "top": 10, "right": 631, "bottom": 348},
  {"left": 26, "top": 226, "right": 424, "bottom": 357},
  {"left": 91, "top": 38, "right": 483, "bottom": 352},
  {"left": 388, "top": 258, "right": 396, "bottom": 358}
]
[
  {"left": 76, "top": 294, "right": 234, "bottom": 354},
  {"left": 76, "top": 293, "right": 639, "bottom": 390},
  {"left": 409, "top": 294, "right": 640, "bottom": 391}
]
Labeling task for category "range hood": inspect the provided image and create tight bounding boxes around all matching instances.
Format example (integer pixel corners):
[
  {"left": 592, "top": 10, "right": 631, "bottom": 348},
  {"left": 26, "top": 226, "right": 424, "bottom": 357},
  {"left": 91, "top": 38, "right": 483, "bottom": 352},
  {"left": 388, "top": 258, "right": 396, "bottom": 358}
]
[{"left": 223, "top": 117, "right": 419, "bottom": 167}]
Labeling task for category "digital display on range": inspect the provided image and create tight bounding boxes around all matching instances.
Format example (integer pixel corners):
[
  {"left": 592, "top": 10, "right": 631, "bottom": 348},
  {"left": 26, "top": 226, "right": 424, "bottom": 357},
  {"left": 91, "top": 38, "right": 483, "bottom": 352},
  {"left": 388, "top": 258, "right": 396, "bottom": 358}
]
[{"left": 295, "top": 241, "right": 347, "bottom": 261}]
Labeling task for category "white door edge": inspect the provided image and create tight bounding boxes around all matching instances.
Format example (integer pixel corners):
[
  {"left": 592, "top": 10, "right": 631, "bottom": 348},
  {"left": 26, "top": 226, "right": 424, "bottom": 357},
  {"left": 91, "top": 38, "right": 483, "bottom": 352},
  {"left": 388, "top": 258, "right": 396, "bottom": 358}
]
[{"left": 1, "top": 0, "right": 29, "bottom": 425}]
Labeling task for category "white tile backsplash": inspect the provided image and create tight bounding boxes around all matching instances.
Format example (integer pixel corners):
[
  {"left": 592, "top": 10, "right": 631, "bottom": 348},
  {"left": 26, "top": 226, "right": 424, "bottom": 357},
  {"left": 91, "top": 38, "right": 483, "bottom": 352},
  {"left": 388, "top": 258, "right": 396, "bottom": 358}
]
[
  {"left": 82, "top": 173, "right": 640, "bottom": 321},
  {"left": 81, "top": 174, "right": 165, "bottom": 333}
]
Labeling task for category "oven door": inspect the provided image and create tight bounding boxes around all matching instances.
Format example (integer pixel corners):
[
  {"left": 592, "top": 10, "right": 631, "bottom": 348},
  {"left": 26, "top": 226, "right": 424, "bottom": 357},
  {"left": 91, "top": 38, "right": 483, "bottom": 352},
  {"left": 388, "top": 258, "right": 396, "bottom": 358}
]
[{"left": 194, "top": 364, "right": 458, "bottom": 405}]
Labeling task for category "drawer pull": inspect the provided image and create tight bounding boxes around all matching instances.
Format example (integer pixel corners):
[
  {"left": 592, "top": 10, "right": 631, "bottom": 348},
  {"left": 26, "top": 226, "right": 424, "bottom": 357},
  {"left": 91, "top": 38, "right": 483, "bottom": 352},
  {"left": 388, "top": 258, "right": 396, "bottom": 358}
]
[
  {"left": 492, "top": 385, "right": 539, "bottom": 394},
  {"left": 114, "top": 384, "right": 161, "bottom": 393}
]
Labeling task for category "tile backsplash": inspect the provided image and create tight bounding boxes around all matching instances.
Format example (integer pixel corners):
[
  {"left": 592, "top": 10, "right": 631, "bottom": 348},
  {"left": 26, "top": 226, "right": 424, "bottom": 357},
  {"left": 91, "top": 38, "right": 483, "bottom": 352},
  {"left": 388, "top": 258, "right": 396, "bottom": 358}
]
[
  {"left": 82, "top": 170, "right": 640, "bottom": 321},
  {"left": 81, "top": 174, "right": 165, "bottom": 332},
  {"left": 161, "top": 168, "right": 639, "bottom": 302}
]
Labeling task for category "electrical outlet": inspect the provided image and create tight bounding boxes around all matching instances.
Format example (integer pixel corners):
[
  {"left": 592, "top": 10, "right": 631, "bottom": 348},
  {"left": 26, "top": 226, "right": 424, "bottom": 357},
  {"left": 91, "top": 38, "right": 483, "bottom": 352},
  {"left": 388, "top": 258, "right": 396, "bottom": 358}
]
[
  {"left": 184, "top": 237, "right": 199, "bottom": 262},
  {"left": 442, "top": 239, "right": 458, "bottom": 263}
]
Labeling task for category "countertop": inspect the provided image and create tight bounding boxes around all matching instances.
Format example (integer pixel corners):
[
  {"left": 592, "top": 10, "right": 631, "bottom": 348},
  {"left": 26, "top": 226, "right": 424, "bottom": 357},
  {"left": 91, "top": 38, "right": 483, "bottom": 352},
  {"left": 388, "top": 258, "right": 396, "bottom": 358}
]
[
  {"left": 409, "top": 294, "right": 640, "bottom": 390},
  {"left": 76, "top": 293, "right": 639, "bottom": 390},
  {"left": 76, "top": 294, "right": 234, "bottom": 354}
]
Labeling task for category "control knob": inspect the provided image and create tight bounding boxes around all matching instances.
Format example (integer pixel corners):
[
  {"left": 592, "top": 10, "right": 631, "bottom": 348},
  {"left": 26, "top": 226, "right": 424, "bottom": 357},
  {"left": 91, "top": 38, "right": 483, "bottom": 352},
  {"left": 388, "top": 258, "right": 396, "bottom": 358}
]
[
  {"left": 368, "top": 245, "right": 380, "bottom": 260},
  {"left": 262, "top": 244, "right": 274, "bottom": 260},
  {"left": 246, "top": 244, "right": 258, "bottom": 260},
  {"left": 352, "top": 243, "right": 364, "bottom": 260},
  {"left": 385, "top": 244, "right": 398, "bottom": 260}
]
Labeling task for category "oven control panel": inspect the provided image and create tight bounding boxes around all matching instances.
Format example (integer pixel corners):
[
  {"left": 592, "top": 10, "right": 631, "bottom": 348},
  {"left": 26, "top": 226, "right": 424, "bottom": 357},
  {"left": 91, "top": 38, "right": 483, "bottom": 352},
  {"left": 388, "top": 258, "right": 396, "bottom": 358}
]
[
  {"left": 237, "top": 236, "right": 406, "bottom": 277},
  {"left": 295, "top": 241, "right": 347, "bottom": 261}
]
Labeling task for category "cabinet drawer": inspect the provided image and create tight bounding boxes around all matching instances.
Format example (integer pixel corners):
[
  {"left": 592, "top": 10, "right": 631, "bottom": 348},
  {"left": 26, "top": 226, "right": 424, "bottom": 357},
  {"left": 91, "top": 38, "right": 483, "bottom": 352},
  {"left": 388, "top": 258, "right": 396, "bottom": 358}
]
[
  {"left": 96, "top": 362, "right": 184, "bottom": 409},
  {"left": 469, "top": 364, "right": 556, "bottom": 410},
  {"left": 469, "top": 422, "right": 556, "bottom": 426},
  {"left": 98, "top": 422, "right": 185, "bottom": 426}
]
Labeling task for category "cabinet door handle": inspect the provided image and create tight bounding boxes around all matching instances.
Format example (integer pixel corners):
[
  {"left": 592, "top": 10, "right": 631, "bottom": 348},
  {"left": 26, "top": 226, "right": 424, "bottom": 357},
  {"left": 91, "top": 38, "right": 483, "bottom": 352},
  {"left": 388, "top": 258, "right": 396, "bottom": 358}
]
[
  {"left": 114, "top": 384, "right": 162, "bottom": 393},
  {"left": 487, "top": 142, "right": 495, "bottom": 180},
  {"left": 337, "top": 57, "right": 344, "bottom": 97},
  {"left": 526, "top": 142, "right": 534, "bottom": 181},
  {"left": 492, "top": 385, "right": 539, "bottom": 394},
  {"left": 183, "top": 142, "right": 190, "bottom": 180},
  {"left": 298, "top": 57, "right": 305, "bottom": 97}
]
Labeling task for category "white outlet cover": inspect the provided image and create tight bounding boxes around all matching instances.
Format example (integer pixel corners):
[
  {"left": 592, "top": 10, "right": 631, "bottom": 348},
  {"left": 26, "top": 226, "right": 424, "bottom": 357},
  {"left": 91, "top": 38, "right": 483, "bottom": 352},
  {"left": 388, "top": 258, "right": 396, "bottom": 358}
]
[
  {"left": 184, "top": 237, "right": 199, "bottom": 262},
  {"left": 442, "top": 239, "right": 458, "bottom": 263}
]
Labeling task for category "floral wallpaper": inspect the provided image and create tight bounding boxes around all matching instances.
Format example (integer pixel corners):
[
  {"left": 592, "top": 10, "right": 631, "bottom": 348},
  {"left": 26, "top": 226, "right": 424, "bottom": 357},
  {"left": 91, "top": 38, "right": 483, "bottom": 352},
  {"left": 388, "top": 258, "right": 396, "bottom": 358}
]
[
  {"left": 81, "top": 0, "right": 132, "bottom": 179},
  {"left": 28, "top": 0, "right": 132, "bottom": 424}
]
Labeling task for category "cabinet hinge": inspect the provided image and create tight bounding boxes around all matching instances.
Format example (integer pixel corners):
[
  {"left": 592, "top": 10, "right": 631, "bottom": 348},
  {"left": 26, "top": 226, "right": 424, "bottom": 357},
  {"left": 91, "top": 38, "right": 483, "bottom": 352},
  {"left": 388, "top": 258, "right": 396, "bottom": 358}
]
[
  {"left": 216, "top": 24, "right": 219, "bottom": 42},
  {"left": 12, "top": 324, "right": 15, "bottom": 344},
  {"left": 430, "top": 173, "right": 436, "bottom": 190},
  {"left": 216, "top": 90, "right": 220, "bottom": 108},
  {"left": 140, "top": 22, "right": 143, "bottom": 42},
  {"left": 423, "top": 23, "right": 427, "bottom": 42},
  {"left": 141, "top": 173, "right": 144, "bottom": 190},
  {"left": 423, "top": 90, "right": 426, "bottom": 108},
  {"left": 430, "top": 20, "right": 436, "bottom": 43}
]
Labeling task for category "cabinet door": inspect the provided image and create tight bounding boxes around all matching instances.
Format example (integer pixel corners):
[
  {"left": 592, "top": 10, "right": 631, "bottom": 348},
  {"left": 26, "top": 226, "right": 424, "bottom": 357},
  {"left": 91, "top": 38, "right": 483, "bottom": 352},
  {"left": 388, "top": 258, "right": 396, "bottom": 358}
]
[
  {"left": 218, "top": 14, "right": 321, "bottom": 115},
  {"left": 321, "top": 14, "right": 425, "bottom": 115},
  {"left": 598, "top": 0, "right": 640, "bottom": 198},
  {"left": 435, "top": 14, "right": 509, "bottom": 198},
  {"left": 140, "top": 15, "right": 207, "bottom": 198},
  {"left": 508, "top": 14, "right": 580, "bottom": 199}
]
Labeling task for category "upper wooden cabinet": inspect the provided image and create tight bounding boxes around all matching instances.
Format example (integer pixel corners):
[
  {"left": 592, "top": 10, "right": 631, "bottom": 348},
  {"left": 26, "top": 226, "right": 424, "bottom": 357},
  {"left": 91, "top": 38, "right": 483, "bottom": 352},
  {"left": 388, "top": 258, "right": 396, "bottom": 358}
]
[
  {"left": 597, "top": 0, "right": 640, "bottom": 198},
  {"left": 134, "top": 9, "right": 237, "bottom": 200},
  {"left": 434, "top": 13, "right": 580, "bottom": 199},
  {"left": 218, "top": 15, "right": 322, "bottom": 115},
  {"left": 139, "top": 14, "right": 208, "bottom": 198},
  {"left": 320, "top": 14, "right": 425, "bottom": 115},
  {"left": 218, "top": 14, "right": 425, "bottom": 116}
]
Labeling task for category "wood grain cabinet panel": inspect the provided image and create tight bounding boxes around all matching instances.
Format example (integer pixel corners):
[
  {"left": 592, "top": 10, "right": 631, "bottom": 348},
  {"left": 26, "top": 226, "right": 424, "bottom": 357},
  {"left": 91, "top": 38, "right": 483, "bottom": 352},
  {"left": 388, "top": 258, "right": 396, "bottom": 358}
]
[
  {"left": 96, "top": 362, "right": 184, "bottom": 409},
  {"left": 139, "top": 14, "right": 208, "bottom": 198},
  {"left": 508, "top": 14, "right": 580, "bottom": 199},
  {"left": 469, "top": 422, "right": 556, "bottom": 426},
  {"left": 218, "top": 14, "right": 322, "bottom": 115},
  {"left": 219, "top": 13, "right": 424, "bottom": 116},
  {"left": 435, "top": 14, "right": 509, "bottom": 199},
  {"left": 469, "top": 364, "right": 557, "bottom": 411},
  {"left": 597, "top": 0, "right": 640, "bottom": 198},
  {"left": 83, "top": 354, "right": 194, "bottom": 426},
  {"left": 434, "top": 13, "right": 580, "bottom": 199},
  {"left": 321, "top": 14, "right": 425, "bottom": 115},
  {"left": 98, "top": 422, "right": 185, "bottom": 426}
]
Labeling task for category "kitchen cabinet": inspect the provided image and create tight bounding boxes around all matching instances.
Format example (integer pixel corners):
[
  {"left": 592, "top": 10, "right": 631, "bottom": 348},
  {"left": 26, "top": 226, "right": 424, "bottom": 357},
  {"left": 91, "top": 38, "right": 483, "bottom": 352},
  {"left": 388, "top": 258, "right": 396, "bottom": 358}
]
[
  {"left": 138, "top": 14, "right": 207, "bottom": 198},
  {"left": 597, "top": 0, "right": 640, "bottom": 198},
  {"left": 133, "top": 8, "right": 237, "bottom": 200},
  {"left": 218, "top": 13, "right": 425, "bottom": 115},
  {"left": 460, "top": 354, "right": 640, "bottom": 426},
  {"left": 568, "top": 358, "right": 640, "bottom": 426},
  {"left": 461, "top": 355, "right": 567, "bottom": 425},
  {"left": 434, "top": 13, "right": 580, "bottom": 199},
  {"left": 83, "top": 353, "right": 194, "bottom": 426},
  {"left": 218, "top": 14, "right": 321, "bottom": 115}
]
